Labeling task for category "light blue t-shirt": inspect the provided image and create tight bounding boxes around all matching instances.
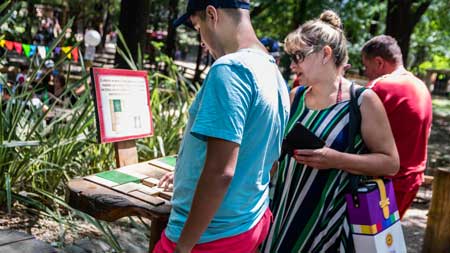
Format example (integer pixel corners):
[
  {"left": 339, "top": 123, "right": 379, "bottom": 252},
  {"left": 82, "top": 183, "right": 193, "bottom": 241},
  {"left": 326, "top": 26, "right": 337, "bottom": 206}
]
[{"left": 165, "top": 48, "right": 290, "bottom": 243}]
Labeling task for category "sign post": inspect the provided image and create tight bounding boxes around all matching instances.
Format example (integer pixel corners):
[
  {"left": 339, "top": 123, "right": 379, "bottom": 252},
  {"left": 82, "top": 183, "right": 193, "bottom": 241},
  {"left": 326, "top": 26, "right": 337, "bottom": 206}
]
[{"left": 90, "top": 68, "right": 153, "bottom": 167}]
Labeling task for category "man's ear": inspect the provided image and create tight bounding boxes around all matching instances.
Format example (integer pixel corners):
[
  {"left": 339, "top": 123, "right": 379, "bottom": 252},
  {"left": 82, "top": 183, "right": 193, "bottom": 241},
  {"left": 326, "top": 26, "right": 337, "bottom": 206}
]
[
  {"left": 322, "top": 45, "right": 333, "bottom": 65},
  {"left": 374, "top": 56, "right": 385, "bottom": 70},
  {"left": 205, "top": 5, "right": 218, "bottom": 24}
]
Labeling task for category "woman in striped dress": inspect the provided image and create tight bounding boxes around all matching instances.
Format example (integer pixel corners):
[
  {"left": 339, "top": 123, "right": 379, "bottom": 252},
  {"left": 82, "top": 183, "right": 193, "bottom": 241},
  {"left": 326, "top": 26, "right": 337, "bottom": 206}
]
[{"left": 262, "top": 11, "right": 399, "bottom": 252}]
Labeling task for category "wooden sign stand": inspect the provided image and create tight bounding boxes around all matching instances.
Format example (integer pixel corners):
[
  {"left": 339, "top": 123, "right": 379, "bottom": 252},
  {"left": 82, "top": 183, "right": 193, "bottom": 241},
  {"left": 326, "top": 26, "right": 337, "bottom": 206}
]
[
  {"left": 114, "top": 139, "right": 138, "bottom": 168},
  {"left": 77, "top": 67, "right": 168, "bottom": 251}
]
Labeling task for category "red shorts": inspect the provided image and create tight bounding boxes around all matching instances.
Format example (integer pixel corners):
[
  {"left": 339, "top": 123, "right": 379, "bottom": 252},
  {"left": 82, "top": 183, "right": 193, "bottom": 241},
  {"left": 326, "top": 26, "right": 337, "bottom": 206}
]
[
  {"left": 153, "top": 208, "right": 272, "bottom": 253},
  {"left": 395, "top": 186, "right": 420, "bottom": 219},
  {"left": 392, "top": 174, "right": 422, "bottom": 219}
]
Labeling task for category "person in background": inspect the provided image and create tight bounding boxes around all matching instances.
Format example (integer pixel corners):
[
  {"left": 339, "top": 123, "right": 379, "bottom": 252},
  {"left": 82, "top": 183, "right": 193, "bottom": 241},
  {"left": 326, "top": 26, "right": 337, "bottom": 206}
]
[
  {"left": 14, "top": 85, "right": 49, "bottom": 113},
  {"left": 15, "top": 64, "right": 29, "bottom": 86},
  {"left": 262, "top": 10, "right": 399, "bottom": 252},
  {"left": 12, "top": 64, "right": 29, "bottom": 94},
  {"left": 155, "top": 0, "right": 290, "bottom": 252},
  {"left": 361, "top": 35, "right": 432, "bottom": 218},
  {"left": 260, "top": 37, "right": 281, "bottom": 65},
  {"left": 35, "top": 59, "right": 55, "bottom": 105}
]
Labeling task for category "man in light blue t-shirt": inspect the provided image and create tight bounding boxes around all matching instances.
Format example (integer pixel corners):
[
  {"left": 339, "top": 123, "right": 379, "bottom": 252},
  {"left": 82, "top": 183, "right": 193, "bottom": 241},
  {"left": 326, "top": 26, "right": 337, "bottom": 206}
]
[{"left": 154, "top": 1, "right": 290, "bottom": 252}]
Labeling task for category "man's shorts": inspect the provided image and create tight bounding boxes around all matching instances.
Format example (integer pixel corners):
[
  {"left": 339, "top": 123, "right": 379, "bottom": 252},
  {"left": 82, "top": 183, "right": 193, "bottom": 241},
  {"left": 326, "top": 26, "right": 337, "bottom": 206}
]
[{"left": 153, "top": 208, "right": 272, "bottom": 253}]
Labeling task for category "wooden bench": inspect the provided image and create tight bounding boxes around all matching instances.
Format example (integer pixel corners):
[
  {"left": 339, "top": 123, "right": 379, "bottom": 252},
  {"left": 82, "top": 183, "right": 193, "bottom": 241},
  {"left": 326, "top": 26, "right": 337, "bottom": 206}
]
[
  {"left": 174, "top": 60, "right": 208, "bottom": 80},
  {"left": 66, "top": 161, "right": 172, "bottom": 252}
]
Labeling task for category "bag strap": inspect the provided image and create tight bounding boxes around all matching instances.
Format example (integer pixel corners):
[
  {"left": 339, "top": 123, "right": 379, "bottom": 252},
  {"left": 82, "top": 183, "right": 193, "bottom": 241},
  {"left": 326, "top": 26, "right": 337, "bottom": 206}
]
[
  {"left": 369, "top": 179, "right": 391, "bottom": 219},
  {"left": 346, "top": 83, "right": 366, "bottom": 205},
  {"left": 346, "top": 83, "right": 365, "bottom": 153}
]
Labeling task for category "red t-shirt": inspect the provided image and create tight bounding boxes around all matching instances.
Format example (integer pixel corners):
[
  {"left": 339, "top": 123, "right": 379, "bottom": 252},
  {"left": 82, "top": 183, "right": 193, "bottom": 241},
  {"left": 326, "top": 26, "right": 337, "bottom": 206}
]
[{"left": 367, "top": 70, "right": 432, "bottom": 191}]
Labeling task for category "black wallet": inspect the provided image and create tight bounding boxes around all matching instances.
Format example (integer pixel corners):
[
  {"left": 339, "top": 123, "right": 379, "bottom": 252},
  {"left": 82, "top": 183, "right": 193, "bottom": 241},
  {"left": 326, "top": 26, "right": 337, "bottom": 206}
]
[{"left": 282, "top": 122, "right": 325, "bottom": 156}]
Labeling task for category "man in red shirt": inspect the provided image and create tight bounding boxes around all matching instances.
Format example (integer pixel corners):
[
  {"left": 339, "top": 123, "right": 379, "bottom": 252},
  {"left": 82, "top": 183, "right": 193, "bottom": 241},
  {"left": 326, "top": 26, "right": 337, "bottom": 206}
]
[{"left": 361, "top": 35, "right": 432, "bottom": 218}]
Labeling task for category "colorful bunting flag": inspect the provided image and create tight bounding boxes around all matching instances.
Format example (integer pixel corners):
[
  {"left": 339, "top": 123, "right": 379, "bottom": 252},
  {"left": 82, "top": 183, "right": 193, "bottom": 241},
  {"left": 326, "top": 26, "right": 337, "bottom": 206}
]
[
  {"left": 72, "top": 47, "right": 79, "bottom": 62},
  {"left": 30, "top": 45, "right": 36, "bottom": 57},
  {"left": 38, "top": 46, "right": 47, "bottom": 59},
  {"left": 13, "top": 42, "right": 22, "bottom": 54},
  {"left": 0, "top": 40, "right": 79, "bottom": 63},
  {"left": 5, "top": 40, "right": 13, "bottom": 51},
  {"left": 62, "top": 46, "right": 72, "bottom": 59},
  {"left": 23, "top": 44, "right": 31, "bottom": 57}
]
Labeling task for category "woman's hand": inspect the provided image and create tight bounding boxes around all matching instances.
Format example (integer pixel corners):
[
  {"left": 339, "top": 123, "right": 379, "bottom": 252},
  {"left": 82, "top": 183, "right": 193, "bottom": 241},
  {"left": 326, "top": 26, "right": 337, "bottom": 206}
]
[
  {"left": 293, "top": 147, "right": 339, "bottom": 169},
  {"left": 158, "top": 172, "right": 174, "bottom": 191}
]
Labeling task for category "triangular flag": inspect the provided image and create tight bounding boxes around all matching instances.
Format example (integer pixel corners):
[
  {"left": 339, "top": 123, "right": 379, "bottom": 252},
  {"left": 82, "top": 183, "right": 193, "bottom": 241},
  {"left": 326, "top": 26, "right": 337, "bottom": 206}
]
[
  {"left": 30, "top": 45, "right": 36, "bottom": 57},
  {"left": 62, "top": 46, "right": 72, "bottom": 59},
  {"left": 38, "top": 46, "right": 46, "bottom": 59},
  {"left": 13, "top": 42, "right": 22, "bottom": 54},
  {"left": 54, "top": 47, "right": 61, "bottom": 55},
  {"left": 0, "top": 39, "right": 5, "bottom": 47},
  {"left": 23, "top": 44, "right": 31, "bottom": 57},
  {"left": 72, "top": 47, "right": 79, "bottom": 62},
  {"left": 5, "top": 40, "right": 14, "bottom": 51}
]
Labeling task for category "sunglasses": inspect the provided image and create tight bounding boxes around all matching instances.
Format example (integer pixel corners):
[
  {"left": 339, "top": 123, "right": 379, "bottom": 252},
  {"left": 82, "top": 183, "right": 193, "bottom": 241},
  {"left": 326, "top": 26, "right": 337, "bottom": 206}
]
[{"left": 289, "top": 46, "right": 321, "bottom": 64}]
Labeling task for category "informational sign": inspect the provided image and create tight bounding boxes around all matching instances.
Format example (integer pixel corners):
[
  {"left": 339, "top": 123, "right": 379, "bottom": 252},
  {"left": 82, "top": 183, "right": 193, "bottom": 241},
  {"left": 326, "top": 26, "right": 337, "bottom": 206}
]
[{"left": 90, "top": 68, "right": 153, "bottom": 143}]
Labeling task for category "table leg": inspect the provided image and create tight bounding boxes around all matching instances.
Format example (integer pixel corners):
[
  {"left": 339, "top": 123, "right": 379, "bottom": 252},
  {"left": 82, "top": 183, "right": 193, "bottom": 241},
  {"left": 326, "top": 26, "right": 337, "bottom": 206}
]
[{"left": 149, "top": 216, "right": 168, "bottom": 252}]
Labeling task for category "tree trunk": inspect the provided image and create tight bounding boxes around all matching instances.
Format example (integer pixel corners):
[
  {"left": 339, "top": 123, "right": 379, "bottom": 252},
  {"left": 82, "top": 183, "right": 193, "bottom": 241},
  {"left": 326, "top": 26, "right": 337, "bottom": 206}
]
[
  {"left": 115, "top": 0, "right": 150, "bottom": 69},
  {"left": 250, "top": 1, "right": 275, "bottom": 17},
  {"left": 164, "top": 0, "right": 179, "bottom": 58},
  {"left": 291, "top": 0, "right": 309, "bottom": 30},
  {"left": 99, "top": 0, "right": 111, "bottom": 52},
  {"left": 369, "top": 12, "right": 380, "bottom": 36},
  {"left": 193, "top": 35, "right": 203, "bottom": 84},
  {"left": 422, "top": 168, "right": 450, "bottom": 253},
  {"left": 385, "top": 0, "right": 431, "bottom": 66}
]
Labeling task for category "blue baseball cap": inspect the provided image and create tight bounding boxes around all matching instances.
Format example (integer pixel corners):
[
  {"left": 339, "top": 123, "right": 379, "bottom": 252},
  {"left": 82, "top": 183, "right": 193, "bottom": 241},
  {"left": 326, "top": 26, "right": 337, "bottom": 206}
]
[
  {"left": 260, "top": 37, "right": 280, "bottom": 57},
  {"left": 173, "top": 0, "right": 250, "bottom": 28}
]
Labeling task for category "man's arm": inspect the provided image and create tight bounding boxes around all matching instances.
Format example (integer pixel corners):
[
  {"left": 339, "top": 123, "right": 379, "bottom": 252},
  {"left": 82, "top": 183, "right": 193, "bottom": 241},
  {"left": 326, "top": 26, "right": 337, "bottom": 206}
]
[{"left": 175, "top": 137, "right": 240, "bottom": 253}]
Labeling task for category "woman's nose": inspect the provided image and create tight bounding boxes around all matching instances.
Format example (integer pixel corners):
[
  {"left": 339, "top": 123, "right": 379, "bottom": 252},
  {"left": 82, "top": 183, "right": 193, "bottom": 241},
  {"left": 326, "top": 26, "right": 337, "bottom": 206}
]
[{"left": 290, "top": 61, "right": 297, "bottom": 71}]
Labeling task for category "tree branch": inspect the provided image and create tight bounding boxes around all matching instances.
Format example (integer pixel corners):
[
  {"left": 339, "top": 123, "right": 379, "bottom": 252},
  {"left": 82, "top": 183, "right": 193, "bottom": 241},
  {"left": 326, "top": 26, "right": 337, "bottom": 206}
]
[{"left": 410, "top": 0, "right": 432, "bottom": 27}]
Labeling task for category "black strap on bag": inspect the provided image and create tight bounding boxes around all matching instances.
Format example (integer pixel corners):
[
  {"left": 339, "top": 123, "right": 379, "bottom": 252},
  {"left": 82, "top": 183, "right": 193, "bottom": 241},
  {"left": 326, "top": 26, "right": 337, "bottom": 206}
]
[{"left": 346, "top": 83, "right": 367, "bottom": 208}]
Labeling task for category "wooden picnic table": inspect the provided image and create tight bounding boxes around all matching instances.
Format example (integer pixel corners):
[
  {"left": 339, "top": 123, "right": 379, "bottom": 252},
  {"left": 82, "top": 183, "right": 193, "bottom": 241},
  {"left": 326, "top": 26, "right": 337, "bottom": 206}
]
[{"left": 66, "top": 161, "right": 172, "bottom": 252}]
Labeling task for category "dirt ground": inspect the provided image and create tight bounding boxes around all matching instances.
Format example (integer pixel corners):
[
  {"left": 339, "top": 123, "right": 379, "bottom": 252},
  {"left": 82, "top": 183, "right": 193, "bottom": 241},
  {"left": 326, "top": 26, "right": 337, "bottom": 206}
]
[
  {"left": 428, "top": 115, "right": 450, "bottom": 169},
  {"left": 0, "top": 190, "right": 434, "bottom": 253},
  {"left": 401, "top": 187, "right": 432, "bottom": 253},
  {"left": 0, "top": 111, "right": 449, "bottom": 252}
]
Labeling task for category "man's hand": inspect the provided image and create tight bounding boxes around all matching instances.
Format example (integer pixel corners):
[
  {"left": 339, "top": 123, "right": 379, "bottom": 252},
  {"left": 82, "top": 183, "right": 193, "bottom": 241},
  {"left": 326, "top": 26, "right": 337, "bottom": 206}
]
[
  {"left": 158, "top": 172, "right": 174, "bottom": 191},
  {"left": 174, "top": 245, "right": 191, "bottom": 253}
]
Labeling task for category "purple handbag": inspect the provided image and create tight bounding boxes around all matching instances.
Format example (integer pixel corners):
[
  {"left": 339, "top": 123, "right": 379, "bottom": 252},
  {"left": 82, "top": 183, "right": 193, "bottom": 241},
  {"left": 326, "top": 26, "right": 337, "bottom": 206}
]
[{"left": 345, "top": 179, "right": 406, "bottom": 252}]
